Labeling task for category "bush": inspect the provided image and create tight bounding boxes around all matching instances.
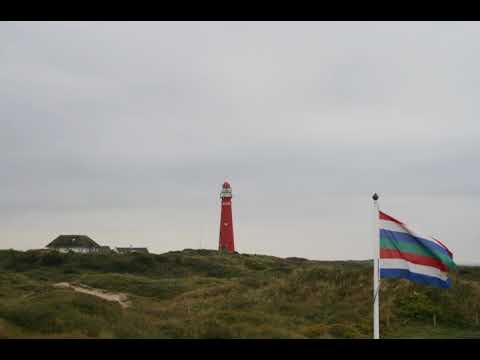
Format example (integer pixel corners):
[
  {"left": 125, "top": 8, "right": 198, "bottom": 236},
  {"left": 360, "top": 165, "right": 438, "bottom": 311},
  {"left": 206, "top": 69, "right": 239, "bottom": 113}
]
[
  {"left": 243, "top": 260, "right": 267, "bottom": 271},
  {"left": 0, "top": 250, "right": 479, "bottom": 339},
  {"left": 39, "top": 252, "right": 64, "bottom": 267},
  {"left": 130, "top": 253, "right": 155, "bottom": 271},
  {"left": 329, "top": 324, "right": 363, "bottom": 339},
  {"left": 199, "top": 320, "right": 236, "bottom": 339},
  {"left": 301, "top": 323, "right": 332, "bottom": 338}
]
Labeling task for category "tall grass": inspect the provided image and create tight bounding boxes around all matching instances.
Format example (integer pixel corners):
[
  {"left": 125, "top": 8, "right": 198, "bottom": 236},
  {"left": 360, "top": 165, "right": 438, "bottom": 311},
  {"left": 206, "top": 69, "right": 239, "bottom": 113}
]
[{"left": 0, "top": 249, "right": 479, "bottom": 338}]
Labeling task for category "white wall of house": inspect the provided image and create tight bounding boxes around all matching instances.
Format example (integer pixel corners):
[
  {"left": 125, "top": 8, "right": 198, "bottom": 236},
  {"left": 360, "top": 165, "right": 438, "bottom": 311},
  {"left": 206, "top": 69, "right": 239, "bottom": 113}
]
[{"left": 55, "top": 247, "right": 98, "bottom": 253}]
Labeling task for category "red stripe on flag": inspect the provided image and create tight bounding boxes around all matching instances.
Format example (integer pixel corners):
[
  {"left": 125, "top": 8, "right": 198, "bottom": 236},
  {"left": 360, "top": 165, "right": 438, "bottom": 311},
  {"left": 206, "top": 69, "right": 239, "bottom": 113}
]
[
  {"left": 379, "top": 248, "right": 449, "bottom": 272},
  {"left": 432, "top": 237, "right": 453, "bottom": 258},
  {"left": 379, "top": 211, "right": 404, "bottom": 225}
]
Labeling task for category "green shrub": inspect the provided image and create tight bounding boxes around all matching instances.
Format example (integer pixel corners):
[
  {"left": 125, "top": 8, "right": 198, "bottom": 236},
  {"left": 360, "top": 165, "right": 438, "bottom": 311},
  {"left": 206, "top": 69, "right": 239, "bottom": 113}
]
[
  {"left": 39, "top": 252, "right": 64, "bottom": 267},
  {"left": 301, "top": 323, "right": 332, "bottom": 338},
  {"left": 329, "top": 323, "right": 363, "bottom": 339},
  {"left": 199, "top": 319, "right": 236, "bottom": 339},
  {"left": 0, "top": 250, "right": 479, "bottom": 339}
]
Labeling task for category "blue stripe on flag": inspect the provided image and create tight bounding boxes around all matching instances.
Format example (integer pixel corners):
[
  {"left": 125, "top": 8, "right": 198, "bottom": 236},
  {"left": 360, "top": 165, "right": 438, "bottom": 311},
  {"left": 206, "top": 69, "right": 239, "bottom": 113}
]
[
  {"left": 380, "top": 268, "right": 452, "bottom": 289},
  {"left": 379, "top": 229, "right": 452, "bottom": 259}
]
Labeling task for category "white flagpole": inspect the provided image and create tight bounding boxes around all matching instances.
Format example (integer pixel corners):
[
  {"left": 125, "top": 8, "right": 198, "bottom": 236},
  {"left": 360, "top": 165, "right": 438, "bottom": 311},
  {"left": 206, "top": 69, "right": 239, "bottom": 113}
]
[{"left": 372, "top": 193, "right": 380, "bottom": 339}]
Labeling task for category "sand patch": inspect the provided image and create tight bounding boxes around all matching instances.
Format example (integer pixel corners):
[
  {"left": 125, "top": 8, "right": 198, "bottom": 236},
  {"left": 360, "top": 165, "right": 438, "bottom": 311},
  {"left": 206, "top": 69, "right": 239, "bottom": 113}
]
[{"left": 53, "top": 282, "right": 131, "bottom": 308}]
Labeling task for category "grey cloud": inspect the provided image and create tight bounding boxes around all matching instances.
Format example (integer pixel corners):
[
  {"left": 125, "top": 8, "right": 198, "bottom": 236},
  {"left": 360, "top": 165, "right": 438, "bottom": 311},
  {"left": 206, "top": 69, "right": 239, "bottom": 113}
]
[{"left": 1, "top": 22, "right": 479, "bottom": 263}]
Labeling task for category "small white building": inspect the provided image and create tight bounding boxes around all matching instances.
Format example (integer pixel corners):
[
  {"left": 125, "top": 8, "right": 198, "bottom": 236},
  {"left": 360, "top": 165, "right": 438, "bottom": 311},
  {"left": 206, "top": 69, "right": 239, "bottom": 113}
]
[
  {"left": 46, "top": 235, "right": 102, "bottom": 254},
  {"left": 115, "top": 247, "right": 149, "bottom": 254}
]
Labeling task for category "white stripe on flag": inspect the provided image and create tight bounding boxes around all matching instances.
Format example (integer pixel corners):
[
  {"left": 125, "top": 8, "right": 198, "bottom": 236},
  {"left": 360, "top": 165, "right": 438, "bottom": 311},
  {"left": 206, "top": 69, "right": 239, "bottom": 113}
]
[
  {"left": 379, "top": 258, "right": 449, "bottom": 281},
  {"left": 379, "top": 219, "right": 408, "bottom": 234}
]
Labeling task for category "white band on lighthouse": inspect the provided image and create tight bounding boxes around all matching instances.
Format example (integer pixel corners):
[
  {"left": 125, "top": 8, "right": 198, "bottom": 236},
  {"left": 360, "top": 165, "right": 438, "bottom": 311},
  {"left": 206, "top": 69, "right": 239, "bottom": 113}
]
[{"left": 220, "top": 188, "right": 232, "bottom": 198}]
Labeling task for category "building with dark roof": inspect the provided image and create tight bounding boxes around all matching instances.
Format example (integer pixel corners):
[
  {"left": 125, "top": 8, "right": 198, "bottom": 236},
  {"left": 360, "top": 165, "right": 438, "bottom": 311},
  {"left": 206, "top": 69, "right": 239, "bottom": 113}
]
[
  {"left": 46, "top": 235, "right": 101, "bottom": 254},
  {"left": 115, "top": 247, "right": 149, "bottom": 254}
]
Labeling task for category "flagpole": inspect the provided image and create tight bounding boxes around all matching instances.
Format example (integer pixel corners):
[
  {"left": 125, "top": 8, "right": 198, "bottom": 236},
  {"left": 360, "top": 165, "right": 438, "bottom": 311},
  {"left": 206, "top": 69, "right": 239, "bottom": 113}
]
[{"left": 372, "top": 193, "right": 380, "bottom": 339}]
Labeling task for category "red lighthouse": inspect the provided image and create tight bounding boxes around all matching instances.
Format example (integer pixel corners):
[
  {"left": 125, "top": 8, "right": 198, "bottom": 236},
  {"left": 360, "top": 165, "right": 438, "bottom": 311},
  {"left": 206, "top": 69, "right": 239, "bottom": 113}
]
[{"left": 218, "top": 181, "right": 235, "bottom": 253}]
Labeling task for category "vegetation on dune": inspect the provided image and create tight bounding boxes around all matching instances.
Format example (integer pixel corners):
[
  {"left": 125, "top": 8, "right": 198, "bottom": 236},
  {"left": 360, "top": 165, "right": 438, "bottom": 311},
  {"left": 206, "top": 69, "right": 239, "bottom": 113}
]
[{"left": 0, "top": 249, "right": 479, "bottom": 338}]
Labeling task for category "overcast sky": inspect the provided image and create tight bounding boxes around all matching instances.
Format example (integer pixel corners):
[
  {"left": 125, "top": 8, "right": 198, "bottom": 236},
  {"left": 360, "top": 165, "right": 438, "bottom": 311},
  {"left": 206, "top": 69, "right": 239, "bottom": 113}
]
[{"left": 1, "top": 21, "right": 479, "bottom": 263}]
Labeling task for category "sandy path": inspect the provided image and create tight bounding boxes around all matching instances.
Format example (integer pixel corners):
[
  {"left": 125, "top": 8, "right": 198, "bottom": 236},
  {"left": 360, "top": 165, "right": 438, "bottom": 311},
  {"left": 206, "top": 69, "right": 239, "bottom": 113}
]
[{"left": 53, "top": 282, "right": 131, "bottom": 308}]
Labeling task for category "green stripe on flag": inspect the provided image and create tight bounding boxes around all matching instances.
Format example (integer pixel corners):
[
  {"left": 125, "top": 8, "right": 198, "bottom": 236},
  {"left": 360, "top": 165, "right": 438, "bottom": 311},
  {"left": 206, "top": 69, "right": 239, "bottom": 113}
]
[{"left": 380, "top": 236, "right": 456, "bottom": 271}]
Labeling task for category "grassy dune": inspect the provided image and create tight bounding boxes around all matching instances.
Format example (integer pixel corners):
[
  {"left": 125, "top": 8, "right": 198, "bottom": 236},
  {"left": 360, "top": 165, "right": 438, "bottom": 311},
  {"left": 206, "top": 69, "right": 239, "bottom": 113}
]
[{"left": 0, "top": 249, "right": 479, "bottom": 338}]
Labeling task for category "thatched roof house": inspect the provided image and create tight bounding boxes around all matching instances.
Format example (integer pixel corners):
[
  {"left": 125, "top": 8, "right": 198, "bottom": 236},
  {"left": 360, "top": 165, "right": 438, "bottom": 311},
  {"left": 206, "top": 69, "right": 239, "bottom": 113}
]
[
  {"left": 99, "top": 245, "right": 113, "bottom": 253},
  {"left": 46, "top": 235, "right": 101, "bottom": 253}
]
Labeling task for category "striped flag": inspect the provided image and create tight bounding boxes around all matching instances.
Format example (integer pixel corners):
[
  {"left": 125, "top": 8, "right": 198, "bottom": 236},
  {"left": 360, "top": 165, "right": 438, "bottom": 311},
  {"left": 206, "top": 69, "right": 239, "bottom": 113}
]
[{"left": 379, "top": 211, "right": 456, "bottom": 288}]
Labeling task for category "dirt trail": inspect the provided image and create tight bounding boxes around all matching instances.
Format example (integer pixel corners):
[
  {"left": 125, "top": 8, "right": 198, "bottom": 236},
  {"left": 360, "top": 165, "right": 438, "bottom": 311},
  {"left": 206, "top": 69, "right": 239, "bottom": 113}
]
[{"left": 53, "top": 282, "right": 131, "bottom": 308}]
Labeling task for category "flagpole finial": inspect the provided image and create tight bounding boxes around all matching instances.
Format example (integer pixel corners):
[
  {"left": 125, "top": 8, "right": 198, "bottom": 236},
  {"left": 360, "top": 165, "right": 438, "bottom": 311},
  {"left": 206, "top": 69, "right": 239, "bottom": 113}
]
[{"left": 372, "top": 193, "right": 379, "bottom": 201}]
